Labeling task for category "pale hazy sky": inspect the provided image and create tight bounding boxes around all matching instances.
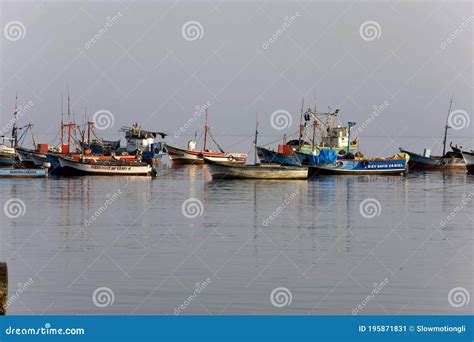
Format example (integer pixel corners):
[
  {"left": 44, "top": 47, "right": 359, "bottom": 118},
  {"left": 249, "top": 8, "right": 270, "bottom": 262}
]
[{"left": 1, "top": 0, "right": 472, "bottom": 155}]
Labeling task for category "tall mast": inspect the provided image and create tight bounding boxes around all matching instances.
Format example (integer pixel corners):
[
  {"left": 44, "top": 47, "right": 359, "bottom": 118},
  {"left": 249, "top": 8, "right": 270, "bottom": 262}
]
[
  {"left": 312, "top": 103, "right": 317, "bottom": 152},
  {"left": 67, "top": 88, "right": 71, "bottom": 148},
  {"left": 442, "top": 96, "right": 454, "bottom": 156},
  {"left": 254, "top": 113, "right": 259, "bottom": 165},
  {"left": 298, "top": 97, "right": 304, "bottom": 148},
  {"left": 203, "top": 108, "right": 208, "bottom": 151},
  {"left": 12, "top": 94, "right": 18, "bottom": 147},
  {"left": 61, "top": 92, "right": 64, "bottom": 147}
]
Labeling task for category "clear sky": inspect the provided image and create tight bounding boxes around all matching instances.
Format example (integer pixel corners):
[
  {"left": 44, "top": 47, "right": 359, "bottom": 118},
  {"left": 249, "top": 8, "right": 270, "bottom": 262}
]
[{"left": 1, "top": 0, "right": 472, "bottom": 155}]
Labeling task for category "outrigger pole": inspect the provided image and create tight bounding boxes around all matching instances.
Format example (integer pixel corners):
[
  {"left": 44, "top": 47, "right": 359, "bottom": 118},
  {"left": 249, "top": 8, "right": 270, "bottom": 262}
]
[{"left": 442, "top": 96, "right": 454, "bottom": 156}]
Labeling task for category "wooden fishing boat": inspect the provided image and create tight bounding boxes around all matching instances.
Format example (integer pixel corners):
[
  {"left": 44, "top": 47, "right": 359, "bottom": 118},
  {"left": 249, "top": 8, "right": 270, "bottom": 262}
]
[
  {"left": 399, "top": 98, "right": 465, "bottom": 171},
  {"left": 165, "top": 108, "right": 247, "bottom": 165},
  {"left": 462, "top": 150, "right": 474, "bottom": 175},
  {"left": 258, "top": 102, "right": 359, "bottom": 165},
  {"left": 204, "top": 158, "right": 307, "bottom": 179},
  {"left": 399, "top": 147, "right": 464, "bottom": 170},
  {"left": 309, "top": 154, "right": 409, "bottom": 176},
  {"left": 58, "top": 156, "right": 153, "bottom": 176}
]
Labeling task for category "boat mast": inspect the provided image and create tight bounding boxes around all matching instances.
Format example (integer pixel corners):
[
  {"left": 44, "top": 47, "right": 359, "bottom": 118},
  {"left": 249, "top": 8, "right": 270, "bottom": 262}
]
[
  {"left": 61, "top": 92, "right": 64, "bottom": 147},
  {"left": 12, "top": 94, "right": 18, "bottom": 147},
  {"left": 67, "top": 88, "right": 71, "bottom": 148},
  {"left": 254, "top": 113, "right": 259, "bottom": 165},
  {"left": 312, "top": 102, "right": 317, "bottom": 152},
  {"left": 298, "top": 97, "right": 304, "bottom": 148},
  {"left": 203, "top": 108, "right": 208, "bottom": 151},
  {"left": 442, "top": 96, "right": 454, "bottom": 156}
]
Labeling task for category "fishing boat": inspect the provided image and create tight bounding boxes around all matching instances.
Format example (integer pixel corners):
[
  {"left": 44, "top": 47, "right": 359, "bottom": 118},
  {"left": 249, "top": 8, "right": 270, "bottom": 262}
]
[
  {"left": 120, "top": 123, "right": 167, "bottom": 164},
  {"left": 309, "top": 153, "right": 409, "bottom": 176},
  {"left": 399, "top": 98, "right": 465, "bottom": 171},
  {"left": 58, "top": 155, "right": 153, "bottom": 176},
  {"left": 205, "top": 118, "right": 307, "bottom": 180},
  {"left": 205, "top": 158, "right": 308, "bottom": 179},
  {"left": 165, "top": 108, "right": 247, "bottom": 165},
  {"left": 258, "top": 101, "right": 359, "bottom": 165},
  {"left": 461, "top": 150, "right": 474, "bottom": 175}
]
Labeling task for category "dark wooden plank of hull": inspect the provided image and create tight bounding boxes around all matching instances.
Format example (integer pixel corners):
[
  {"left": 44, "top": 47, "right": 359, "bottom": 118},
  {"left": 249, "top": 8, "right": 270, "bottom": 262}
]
[
  {"left": 409, "top": 162, "right": 465, "bottom": 171},
  {"left": 0, "top": 262, "right": 7, "bottom": 315},
  {"left": 169, "top": 158, "right": 204, "bottom": 165},
  {"left": 466, "top": 165, "right": 474, "bottom": 175}
]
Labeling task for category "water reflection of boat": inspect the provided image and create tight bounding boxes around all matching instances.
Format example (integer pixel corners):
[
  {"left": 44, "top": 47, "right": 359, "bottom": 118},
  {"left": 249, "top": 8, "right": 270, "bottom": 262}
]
[{"left": 0, "top": 262, "right": 7, "bottom": 315}]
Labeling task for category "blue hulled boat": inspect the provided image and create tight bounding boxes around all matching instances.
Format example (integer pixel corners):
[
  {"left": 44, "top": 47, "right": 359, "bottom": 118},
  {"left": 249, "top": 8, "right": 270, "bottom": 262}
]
[
  {"left": 294, "top": 149, "right": 338, "bottom": 166},
  {"left": 309, "top": 154, "right": 409, "bottom": 176},
  {"left": 256, "top": 146, "right": 301, "bottom": 166}
]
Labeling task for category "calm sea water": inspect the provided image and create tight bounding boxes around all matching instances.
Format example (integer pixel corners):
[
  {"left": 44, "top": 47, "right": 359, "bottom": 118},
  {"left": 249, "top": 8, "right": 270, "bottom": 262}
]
[{"left": 1, "top": 157, "right": 473, "bottom": 315}]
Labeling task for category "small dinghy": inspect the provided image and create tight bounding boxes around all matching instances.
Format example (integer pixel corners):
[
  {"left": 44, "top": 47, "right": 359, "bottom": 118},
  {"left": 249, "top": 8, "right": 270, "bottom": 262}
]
[
  {"left": 309, "top": 153, "right": 409, "bottom": 176},
  {"left": 204, "top": 158, "right": 308, "bottom": 180}
]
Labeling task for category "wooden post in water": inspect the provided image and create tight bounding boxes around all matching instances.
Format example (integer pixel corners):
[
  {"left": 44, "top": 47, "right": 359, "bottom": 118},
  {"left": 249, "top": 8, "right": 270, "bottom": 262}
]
[{"left": 0, "top": 262, "right": 7, "bottom": 315}]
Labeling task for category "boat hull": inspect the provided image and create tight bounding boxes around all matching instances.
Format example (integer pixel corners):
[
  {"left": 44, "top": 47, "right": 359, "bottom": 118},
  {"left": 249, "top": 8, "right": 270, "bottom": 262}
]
[
  {"left": 462, "top": 151, "right": 474, "bottom": 174},
  {"left": 58, "top": 157, "right": 152, "bottom": 176},
  {"left": 165, "top": 144, "right": 247, "bottom": 165},
  {"left": 399, "top": 149, "right": 465, "bottom": 170},
  {"left": 256, "top": 146, "right": 301, "bottom": 166},
  {"left": 309, "top": 158, "right": 407, "bottom": 176},
  {"left": 204, "top": 158, "right": 307, "bottom": 179},
  {"left": 0, "top": 154, "right": 16, "bottom": 166}
]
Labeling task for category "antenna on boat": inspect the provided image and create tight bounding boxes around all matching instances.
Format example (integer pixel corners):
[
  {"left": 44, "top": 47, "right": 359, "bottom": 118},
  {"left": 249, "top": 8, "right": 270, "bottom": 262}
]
[{"left": 442, "top": 96, "right": 454, "bottom": 156}]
